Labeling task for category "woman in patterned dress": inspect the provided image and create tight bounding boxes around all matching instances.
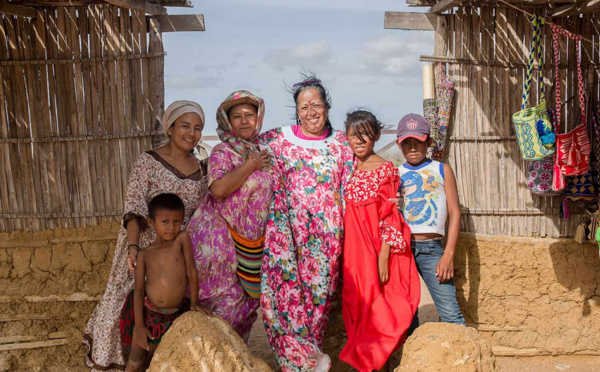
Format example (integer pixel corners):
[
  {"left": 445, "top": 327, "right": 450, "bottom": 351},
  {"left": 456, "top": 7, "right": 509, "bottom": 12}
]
[
  {"left": 83, "top": 101, "right": 208, "bottom": 371},
  {"left": 260, "top": 76, "right": 354, "bottom": 371},
  {"left": 186, "top": 90, "right": 275, "bottom": 342}
]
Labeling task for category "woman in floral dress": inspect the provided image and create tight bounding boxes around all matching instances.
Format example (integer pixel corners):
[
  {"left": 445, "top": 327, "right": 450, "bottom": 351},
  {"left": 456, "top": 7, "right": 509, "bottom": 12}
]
[
  {"left": 186, "top": 90, "right": 274, "bottom": 342},
  {"left": 83, "top": 101, "right": 208, "bottom": 371},
  {"left": 260, "top": 76, "right": 354, "bottom": 371}
]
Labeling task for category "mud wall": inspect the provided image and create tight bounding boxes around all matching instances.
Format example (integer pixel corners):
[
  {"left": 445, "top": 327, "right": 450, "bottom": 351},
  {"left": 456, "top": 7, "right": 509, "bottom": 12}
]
[
  {"left": 0, "top": 222, "right": 119, "bottom": 371},
  {"left": 455, "top": 234, "right": 600, "bottom": 356},
  {"left": 1, "top": 227, "right": 599, "bottom": 370}
]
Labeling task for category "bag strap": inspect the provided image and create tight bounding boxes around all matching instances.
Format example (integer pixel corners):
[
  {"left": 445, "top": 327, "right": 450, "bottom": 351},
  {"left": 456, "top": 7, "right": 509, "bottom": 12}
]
[
  {"left": 522, "top": 15, "right": 545, "bottom": 110},
  {"left": 438, "top": 61, "right": 448, "bottom": 82},
  {"left": 551, "top": 23, "right": 585, "bottom": 133},
  {"left": 592, "top": 109, "right": 600, "bottom": 161},
  {"left": 521, "top": 14, "right": 545, "bottom": 110}
]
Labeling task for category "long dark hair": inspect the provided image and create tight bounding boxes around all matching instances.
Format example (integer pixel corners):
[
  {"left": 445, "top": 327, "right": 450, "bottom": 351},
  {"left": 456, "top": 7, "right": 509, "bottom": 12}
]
[
  {"left": 344, "top": 109, "right": 385, "bottom": 143},
  {"left": 289, "top": 73, "right": 333, "bottom": 138}
]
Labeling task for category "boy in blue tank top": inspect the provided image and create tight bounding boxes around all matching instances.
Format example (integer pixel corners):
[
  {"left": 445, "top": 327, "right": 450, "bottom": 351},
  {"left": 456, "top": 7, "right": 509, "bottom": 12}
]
[{"left": 395, "top": 113, "right": 465, "bottom": 326}]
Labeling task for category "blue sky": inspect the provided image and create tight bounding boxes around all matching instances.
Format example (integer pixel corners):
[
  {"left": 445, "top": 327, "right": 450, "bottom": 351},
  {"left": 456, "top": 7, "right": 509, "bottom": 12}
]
[{"left": 163, "top": 0, "right": 432, "bottom": 141}]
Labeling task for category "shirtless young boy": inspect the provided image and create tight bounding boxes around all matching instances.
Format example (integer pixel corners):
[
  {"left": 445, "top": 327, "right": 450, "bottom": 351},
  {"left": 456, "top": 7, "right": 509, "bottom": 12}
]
[{"left": 119, "top": 193, "right": 210, "bottom": 372}]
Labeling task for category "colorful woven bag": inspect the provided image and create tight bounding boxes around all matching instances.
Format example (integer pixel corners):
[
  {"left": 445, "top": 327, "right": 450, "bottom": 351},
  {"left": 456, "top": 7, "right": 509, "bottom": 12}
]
[
  {"left": 512, "top": 15, "right": 555, "bottom": 161},
  {"left": 528, "top": 109, "right": 563, "bottom": 196},
  {"left": 564, "top": 105, "right": 599, "bottom": 202},
  {"left": 551, "top": 23, "right": 591, "bottom": 191},
  {"left": 565, "top": 173, "right": 597, "bottom": 202},
  {"left": 432, "top": 62, "right": 454, "bottom": 161},
  {"left": 227, "top": 225, "right": 264, "bottom": 299}
]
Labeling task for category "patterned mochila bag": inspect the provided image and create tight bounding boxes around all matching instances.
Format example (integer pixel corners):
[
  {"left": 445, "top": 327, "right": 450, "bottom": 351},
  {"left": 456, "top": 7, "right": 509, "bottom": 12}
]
[
  {"left": 512, "top": 15, "right": 556, "bottom": 161},
  {"left": 551, "top": 23, "right": 591, "bottom": 191},
  {"left": 564, "top": 106, "right": 598, "bottom": 202},
  {"left": 528, "top": 108, "right": 563, "bottom": 196}
]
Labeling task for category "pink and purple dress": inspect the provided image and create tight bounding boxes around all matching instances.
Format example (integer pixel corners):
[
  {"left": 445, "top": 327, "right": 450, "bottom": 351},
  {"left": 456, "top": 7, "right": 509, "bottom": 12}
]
[
  {"left": 260, "top": 126, "right": 354, "bottom": 371},
  {"left": 186, "top": 142, "right": 275, "bottom": 341}
]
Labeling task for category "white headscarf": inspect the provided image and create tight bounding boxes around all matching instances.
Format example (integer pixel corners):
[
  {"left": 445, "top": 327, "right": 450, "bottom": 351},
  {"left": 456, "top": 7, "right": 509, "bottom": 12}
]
[{"left": 161, "top": 100, "right": 205, "bottom": 135}]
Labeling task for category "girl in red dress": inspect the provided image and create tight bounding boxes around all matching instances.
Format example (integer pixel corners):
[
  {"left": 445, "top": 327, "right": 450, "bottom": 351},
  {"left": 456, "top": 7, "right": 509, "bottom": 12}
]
[{"left": 340, "top": 110, "right": 420, "bottom": 372}]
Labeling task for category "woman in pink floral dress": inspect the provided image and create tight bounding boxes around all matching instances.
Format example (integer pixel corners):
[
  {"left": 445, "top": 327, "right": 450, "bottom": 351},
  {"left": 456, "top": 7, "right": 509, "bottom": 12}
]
[
  {"left": 260, "top": 76, "right": 354, "bottom": 371},
  {"left": 186, "top": 90, "right": 274, "bottom": 342},
  {"left": 83, "top": 101, "right": 208, "bottom": 371}
]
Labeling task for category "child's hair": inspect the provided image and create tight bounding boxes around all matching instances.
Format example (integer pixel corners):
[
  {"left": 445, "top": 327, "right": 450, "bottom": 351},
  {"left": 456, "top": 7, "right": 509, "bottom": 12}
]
[
  {"left": 148, "top": 193, "right": 185, "bottom": 220},
  {"left": 344, "top": 109, "right": 385, "bottom": 143}
]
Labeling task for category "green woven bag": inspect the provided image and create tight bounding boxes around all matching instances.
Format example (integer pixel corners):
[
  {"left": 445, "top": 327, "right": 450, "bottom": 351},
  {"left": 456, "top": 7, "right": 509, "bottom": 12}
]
[{"left": 512, "top": 15, "right": 556, "bottom": 161}]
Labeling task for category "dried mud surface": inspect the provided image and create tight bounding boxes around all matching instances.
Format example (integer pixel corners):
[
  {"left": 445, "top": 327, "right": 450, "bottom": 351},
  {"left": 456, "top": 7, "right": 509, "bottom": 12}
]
[
  {"left": 395, "top": 322, "right": 497, "bottom": 372},
  {"left": 1, "top": 226, "right": 600, "bottom": 371},
  {"left": 149, "top": 312, "right": 271, "bottom": 372}
]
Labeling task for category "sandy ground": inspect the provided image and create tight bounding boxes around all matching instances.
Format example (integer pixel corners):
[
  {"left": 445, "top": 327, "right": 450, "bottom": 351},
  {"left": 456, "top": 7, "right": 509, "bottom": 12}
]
[{"left": 247, "top": 277, "right": 600, "bottom": 371}]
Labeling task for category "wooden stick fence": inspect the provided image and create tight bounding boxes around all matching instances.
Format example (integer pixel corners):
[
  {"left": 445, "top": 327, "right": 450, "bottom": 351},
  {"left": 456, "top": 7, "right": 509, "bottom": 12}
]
[
  {"left": 435, "top": 7, "right": 598, "bottom": 237},
  {"left": 0, "top": 5, "right": 165, "bottom": 232}
]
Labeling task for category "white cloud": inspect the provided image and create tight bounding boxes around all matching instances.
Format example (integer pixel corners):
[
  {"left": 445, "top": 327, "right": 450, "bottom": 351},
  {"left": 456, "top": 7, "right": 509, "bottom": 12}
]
[
  {"left": 358, "top": 33, "right": 433, "bottom": 76},
  {"left": 263, "top": 40, "right": 332, "bottom": 71}
]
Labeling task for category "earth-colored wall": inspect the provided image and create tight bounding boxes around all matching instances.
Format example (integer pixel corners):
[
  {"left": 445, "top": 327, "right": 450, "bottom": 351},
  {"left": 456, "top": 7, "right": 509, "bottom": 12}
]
[
  {"left": 454, "top": 233, "right": 600, "bottom": 356},
  {"left": 1, "top": 227, "right": 599, "bottom": 370},
  {"left": 0, "top": 222, "right": 120, "bottom": 371}
]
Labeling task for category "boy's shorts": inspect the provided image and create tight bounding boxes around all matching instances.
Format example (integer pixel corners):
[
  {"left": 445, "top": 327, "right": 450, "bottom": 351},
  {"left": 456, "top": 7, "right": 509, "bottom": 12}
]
[{"left": 119, "top": 290, "right": 190, "bottom": 345}]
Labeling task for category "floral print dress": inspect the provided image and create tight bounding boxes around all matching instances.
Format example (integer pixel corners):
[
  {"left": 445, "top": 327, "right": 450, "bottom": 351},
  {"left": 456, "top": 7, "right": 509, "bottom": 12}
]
[
  {"left": 186, "top": 142, "right": 275, "bottom": 341},
  {"left": 83, "top": 151, "right": 207, "bottom": 371},
  {"left": 259, "top": 126, "right": 354, "bottom": 371}
]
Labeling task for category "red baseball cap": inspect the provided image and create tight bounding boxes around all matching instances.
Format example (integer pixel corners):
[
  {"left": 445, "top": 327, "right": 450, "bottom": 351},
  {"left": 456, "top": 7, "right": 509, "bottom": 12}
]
[{"left": 396, "top": 113, "right": 430, "bottom": 143}]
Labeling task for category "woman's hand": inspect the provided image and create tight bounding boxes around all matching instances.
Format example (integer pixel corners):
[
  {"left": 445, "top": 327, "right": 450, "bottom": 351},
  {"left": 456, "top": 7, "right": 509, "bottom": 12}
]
[
  {"left": 127, "top": 246, "right": 138, "bottom": 272},
  {"left": 247, "top": 150, "right": 270, "bottom": 170}
]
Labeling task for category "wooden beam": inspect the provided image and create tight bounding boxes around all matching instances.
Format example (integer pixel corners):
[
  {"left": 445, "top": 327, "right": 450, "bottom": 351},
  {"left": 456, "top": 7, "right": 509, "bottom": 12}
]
[
  {"left": 105, "top": 0, "right": 167, "bottom": 15},
  {"left": 0, "top": 339, "right": 68, "bottom": 352},
  {"left": 551, "top": 0, "right": 600, "bottom": 16},
  {"left": 384, "top": 11, "right": 444, "bottom": 31},
  {"left": 156, "top": 0, "right": 193, "bottom": 7},
  {"left": 0, "top": 3, "right": 37, "bottom": 18},
  {"left": 406, "top": 0, "right": 437, "bottom": 7},
  {"left": 428, "top": 0, "right": 460, "bottom": 13},
  {"left": 147, "top": 14, "right": 205, "bottom": 32},
  {"left": 0, "top": 335, "right": 37, "bottom": 345}
]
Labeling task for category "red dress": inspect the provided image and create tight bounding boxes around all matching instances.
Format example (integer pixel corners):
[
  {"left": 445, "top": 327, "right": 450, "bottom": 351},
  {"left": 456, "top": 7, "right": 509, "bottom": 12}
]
[{"left": 340, "top": 161, "right": 421, "bottom": 372}]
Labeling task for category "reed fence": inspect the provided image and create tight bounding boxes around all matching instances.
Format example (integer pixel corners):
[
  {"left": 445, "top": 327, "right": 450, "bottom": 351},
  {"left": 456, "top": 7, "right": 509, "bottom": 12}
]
[
  {"left": 436, "top": 7, "right": 598, "bottom": 237},
  {"left": 0, "top": 5, "right": 165, "bottom": 232}
]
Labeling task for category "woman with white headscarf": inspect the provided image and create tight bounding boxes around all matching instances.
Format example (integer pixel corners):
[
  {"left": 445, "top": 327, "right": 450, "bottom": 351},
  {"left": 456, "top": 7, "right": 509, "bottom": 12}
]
[{"left": 83, "top": 101, "right": 208, "bottom": 371}]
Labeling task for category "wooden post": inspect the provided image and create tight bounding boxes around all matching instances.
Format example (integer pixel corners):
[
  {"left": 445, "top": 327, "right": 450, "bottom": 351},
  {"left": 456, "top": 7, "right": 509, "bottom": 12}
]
[
  {"left": 432, "top": 14, "right": 449, "bottom": 85},
  {"left": 148, "top": 18, "right": 165, "bottom": 147}
]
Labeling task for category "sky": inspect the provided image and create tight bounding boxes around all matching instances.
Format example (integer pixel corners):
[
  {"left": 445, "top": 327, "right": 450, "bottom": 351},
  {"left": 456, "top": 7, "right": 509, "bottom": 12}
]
[{"left": 162, "top": 0, "right": 433, "bottom": 144}]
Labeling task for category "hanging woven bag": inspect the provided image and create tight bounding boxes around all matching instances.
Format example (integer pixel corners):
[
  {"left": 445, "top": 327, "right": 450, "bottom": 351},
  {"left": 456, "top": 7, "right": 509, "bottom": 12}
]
[
  {"left": 528, "top": 108, "right": 563, "bottom": 196},
  {"left": 551, "top": 23, "right": 592, "bottom": 191},
  {"left": 564, "top": 105, "right": 598, "bottom": 202},
  {"left": 512, "top": 15, "right": 556, "bottom": 161}
]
